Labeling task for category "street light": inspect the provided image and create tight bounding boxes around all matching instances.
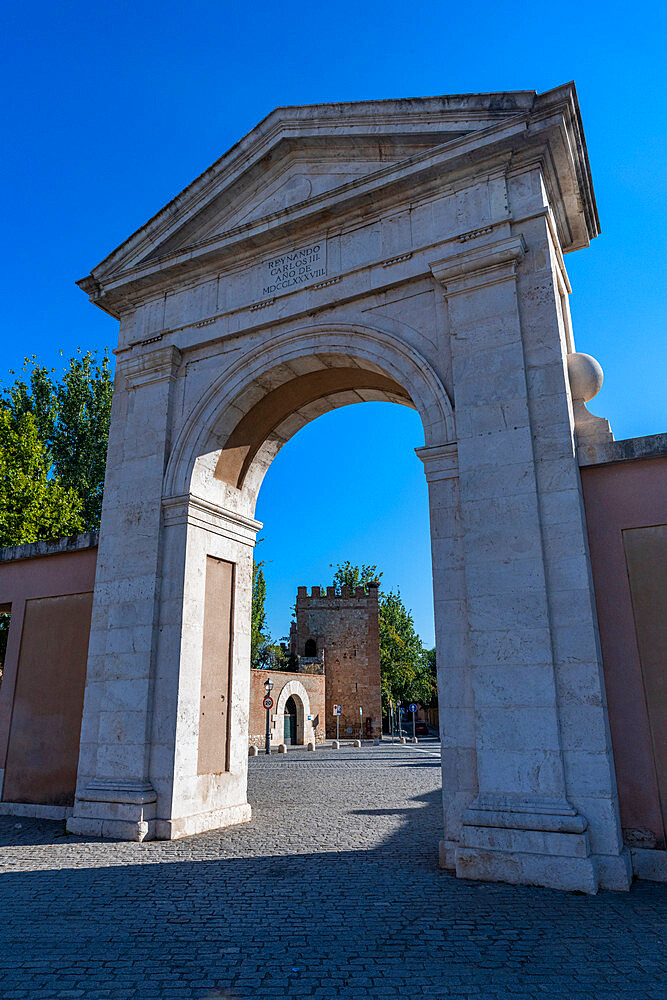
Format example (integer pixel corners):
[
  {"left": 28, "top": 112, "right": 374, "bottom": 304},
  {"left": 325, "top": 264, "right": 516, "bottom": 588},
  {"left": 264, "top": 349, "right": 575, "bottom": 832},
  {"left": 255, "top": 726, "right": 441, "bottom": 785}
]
[{"left": 264, "top": 676, "right": 274, "bottom": 756}]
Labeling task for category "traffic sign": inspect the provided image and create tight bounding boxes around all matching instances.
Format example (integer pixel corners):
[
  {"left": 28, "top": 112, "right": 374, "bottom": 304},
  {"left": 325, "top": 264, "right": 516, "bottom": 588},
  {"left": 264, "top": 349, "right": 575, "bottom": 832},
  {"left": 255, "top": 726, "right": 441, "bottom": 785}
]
[
  {"left": 409, "top": 703, "right": 418, "bottom": 714},
  {"left": 333, "top": 704, "right": 342, "bottom": 715},
  {"left": 262, "top": 696, "right": 273, "bottom": 710},
  {"left": 399, "top": 706, "right": 406, "bottom": 714}
]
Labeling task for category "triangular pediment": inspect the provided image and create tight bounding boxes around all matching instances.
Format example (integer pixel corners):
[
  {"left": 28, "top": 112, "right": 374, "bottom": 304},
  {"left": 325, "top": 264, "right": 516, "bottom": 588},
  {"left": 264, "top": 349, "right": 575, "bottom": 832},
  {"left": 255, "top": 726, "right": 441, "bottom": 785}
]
[
  {"left": 80, "top": 84, "right": 597, "bottom": 304},
  {"left": 140, "top": 134, "right": 459, "bottom": 265},
  {"left": 88, "top": 92, "right": 541, "bottom": 281}
]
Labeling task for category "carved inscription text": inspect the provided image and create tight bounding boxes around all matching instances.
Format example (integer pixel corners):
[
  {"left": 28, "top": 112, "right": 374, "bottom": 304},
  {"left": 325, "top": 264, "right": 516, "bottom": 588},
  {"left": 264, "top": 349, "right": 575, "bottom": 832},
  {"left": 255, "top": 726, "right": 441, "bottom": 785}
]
[{"left": 262, "top": 241, "right": 327, "bottom": 297}]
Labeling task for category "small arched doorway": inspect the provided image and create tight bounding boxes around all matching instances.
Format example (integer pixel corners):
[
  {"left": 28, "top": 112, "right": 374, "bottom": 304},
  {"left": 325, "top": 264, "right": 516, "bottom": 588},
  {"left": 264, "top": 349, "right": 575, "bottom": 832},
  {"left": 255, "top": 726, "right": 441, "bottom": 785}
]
[
  {"left": 272, "top": 679, "right": 315, "bottom": 747},
  {"left": 284, "top": 696, "right": 298, "bottom": 745}
]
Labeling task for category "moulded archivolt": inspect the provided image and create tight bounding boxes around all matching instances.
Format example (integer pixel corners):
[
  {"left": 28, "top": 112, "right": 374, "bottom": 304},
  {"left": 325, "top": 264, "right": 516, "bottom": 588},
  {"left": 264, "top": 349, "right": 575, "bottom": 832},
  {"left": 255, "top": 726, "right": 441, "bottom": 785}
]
[{"left": 162, "top": 316, "right": 456, "bottom": 503}]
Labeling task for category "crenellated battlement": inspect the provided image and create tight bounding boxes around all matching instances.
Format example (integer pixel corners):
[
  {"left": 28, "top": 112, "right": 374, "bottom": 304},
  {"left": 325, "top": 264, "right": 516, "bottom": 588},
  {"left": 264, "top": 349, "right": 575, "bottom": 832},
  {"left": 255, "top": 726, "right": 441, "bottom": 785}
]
[{"left": 296, "top": 583, "right": 379, "bottom": 602}]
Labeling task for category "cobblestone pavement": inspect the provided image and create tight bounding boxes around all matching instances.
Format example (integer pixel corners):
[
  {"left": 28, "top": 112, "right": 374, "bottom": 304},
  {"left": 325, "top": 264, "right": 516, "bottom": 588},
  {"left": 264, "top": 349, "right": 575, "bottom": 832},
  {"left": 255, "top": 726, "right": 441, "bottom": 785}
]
[{"left": 0, "top": 740, "right": 665, "bottom": 1000}]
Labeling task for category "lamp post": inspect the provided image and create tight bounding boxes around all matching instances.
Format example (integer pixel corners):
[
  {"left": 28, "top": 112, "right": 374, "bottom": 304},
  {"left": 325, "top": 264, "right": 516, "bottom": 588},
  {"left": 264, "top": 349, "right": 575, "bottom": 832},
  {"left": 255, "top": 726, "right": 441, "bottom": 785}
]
[{"left": 264, "top": 676, "right": 274, "bottom": 755}]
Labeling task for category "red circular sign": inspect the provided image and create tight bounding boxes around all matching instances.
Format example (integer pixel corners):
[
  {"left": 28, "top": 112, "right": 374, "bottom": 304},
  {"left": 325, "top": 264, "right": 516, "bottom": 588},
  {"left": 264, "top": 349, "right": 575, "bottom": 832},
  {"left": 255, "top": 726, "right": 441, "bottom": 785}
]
[{"left": 263, "top": 696, "right": 273, "bottom": 709}]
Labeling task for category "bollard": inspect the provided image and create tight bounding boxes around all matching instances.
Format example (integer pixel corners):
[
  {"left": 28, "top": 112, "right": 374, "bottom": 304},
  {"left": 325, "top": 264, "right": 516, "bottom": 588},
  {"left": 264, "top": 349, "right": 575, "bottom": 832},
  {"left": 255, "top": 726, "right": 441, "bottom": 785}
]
[
  {"left": 331, "top": 739, "right": 340, "bottom": 749},
  {"left": 249, "top": 745, "right": 258, "bottom": 756},
  {"left": 307, "top": 741, "right": 315, "bottom": 751},
  {"left": 373, "top": 738, "right": 380, "bottom": 746},
  {"left": 400, "top": 736, "right": 407, "bottom": 744},
  {"left": 411, "top": 736, "right": 418, "bottom": 744},
  {"left": 352, "top": 739, "right": 361, "bottom": 748},
  {"left": 278, "top": 743, "right": 287, "bottom": 754}
]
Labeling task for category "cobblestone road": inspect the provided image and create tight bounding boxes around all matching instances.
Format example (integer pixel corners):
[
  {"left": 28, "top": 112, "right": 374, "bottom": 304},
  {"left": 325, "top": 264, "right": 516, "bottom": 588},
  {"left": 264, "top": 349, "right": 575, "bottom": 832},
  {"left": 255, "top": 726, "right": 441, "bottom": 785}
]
[{"left": 0, "top": 740, "right": 665, "bottom": 999}]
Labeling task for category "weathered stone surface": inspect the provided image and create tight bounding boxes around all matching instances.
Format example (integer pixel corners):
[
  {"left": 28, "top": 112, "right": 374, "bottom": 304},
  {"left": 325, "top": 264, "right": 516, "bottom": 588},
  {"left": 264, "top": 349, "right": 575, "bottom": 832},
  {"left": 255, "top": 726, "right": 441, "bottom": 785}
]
[
  {"left": 291, "top": 585, "right": 381, "bottom": 738},
  {"left": 66, "top": 85, "right": 634, "bottom": 892}
]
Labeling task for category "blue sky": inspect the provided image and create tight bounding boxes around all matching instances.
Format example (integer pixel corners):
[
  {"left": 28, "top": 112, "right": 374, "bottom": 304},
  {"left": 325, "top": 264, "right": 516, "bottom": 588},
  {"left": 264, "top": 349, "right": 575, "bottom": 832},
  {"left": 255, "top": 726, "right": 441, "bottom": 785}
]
[{"left": 2, "top": 2, "right": 665, "bottom": 645}]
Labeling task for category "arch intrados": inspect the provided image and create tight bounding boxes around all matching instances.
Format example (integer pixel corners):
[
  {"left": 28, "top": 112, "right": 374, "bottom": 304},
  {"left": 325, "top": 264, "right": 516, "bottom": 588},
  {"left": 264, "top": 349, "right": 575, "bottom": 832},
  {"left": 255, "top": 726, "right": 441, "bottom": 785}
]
[
  {"left": 163, "top": 321, "right": 455, "bottom": 500},
  {"left": 239, "top": 382, "right": 419, "bottom": 512},
  {"left": 214, "top": 365, "right": 411, "bottom": 488}
]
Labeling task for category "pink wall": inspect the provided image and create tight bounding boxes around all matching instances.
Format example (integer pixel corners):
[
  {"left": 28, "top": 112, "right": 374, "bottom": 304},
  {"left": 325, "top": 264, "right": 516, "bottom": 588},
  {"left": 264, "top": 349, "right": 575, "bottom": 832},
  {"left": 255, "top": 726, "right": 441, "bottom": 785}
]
[
  {"left": 581, "top": 455, "right": 667, "bottom": 846},
  {"left": 0, "top": 535, "right": 97, "bottom": 800},
  {"left": 2, "top": 447, "right": 664, "bottom": 833}
]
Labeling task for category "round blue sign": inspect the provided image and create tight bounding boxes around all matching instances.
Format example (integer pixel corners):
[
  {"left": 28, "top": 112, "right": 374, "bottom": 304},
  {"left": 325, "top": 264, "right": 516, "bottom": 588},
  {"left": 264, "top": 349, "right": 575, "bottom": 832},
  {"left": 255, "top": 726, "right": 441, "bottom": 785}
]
[{"left": 409, "top": 703, "right": 418, "bottom": 713}]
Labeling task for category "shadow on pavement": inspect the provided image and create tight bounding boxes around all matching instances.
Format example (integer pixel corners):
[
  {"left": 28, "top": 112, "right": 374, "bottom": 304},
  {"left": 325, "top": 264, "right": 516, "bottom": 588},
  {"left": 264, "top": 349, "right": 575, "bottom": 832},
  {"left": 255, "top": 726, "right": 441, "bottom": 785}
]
[{"left": 0, "top": 785, "right": 665, "bottom": 999}]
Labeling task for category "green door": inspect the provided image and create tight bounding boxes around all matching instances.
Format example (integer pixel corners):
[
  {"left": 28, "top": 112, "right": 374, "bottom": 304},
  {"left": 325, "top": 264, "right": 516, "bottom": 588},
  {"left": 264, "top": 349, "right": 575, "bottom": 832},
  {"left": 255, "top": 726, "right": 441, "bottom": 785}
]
[{"left": 284, "top": 696, "right": 297, "bottom": 744}]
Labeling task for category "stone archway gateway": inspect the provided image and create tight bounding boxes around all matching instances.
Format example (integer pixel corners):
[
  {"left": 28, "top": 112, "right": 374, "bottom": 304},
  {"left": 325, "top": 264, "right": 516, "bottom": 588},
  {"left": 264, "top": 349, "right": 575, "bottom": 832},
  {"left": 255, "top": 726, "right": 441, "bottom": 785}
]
[
  {"left": 68, "top": 85, "right": 633, "bottom": 892},
  {"left": 273, "top": 679, "right": 315, "bottom": 747}
]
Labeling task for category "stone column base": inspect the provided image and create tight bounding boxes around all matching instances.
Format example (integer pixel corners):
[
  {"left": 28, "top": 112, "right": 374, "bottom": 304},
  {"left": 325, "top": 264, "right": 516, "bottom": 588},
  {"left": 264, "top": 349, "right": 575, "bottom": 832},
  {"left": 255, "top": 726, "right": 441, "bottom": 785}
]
[
  {"left": 67, "top": 780, "right": 158, "bottom": 842},
  {"left": 455, "top": 844, "right": 598, "bottom": 893},
  {"left": 441, "top": 838, "right": 632, "bottom": 893},
  {"left": 67, "top": 780, "right": 252, "bottom": 842},
  {"left": 439, "top": 796, "right": 633, "bottom": 894}
]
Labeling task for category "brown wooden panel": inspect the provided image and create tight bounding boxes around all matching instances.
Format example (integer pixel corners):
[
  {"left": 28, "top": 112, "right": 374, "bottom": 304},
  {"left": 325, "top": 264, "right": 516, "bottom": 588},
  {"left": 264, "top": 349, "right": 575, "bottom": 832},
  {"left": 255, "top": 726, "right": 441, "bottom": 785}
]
[
  {"left": 623, "top": 525, "right": 667, "bottom": 841},
  {"left": 197, "top": 556, "right": 234, "bottom": 775},
  {"left": 3, "top": 592, "right": 93, "bottom": 805}
]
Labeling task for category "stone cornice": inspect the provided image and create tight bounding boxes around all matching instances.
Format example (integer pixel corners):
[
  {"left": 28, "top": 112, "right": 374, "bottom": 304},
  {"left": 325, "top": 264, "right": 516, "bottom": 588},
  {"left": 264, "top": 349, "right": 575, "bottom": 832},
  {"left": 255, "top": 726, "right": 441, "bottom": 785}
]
[
  {"left": 78, "top": 85, "right": 596, "bottom": 317},
  {"left": 82, "top": 117, "right": 530, "bottom": 316},
  {"left": 112, "top": 221, "right": 542, "bottom": 363},
  {"left": 120, "top": 345, "right": 182, "bottom": 388},
  {"left": 162, "top": 494, "right": 262, "bottom": 546},
  {"left": 0, "top": 531, "right": 98, "bottom": 565},
  {"left": 84, "top": 95, "right": 538, "bottom": 283},
  {"left": 578, "top": 432, "right": 667, "bottom": 468},
  {"left": 415, "top": 443, "right": 459, "bottom": 482},
  {"left": 429, "top": 235, "right": 526, "bottom": 295}
]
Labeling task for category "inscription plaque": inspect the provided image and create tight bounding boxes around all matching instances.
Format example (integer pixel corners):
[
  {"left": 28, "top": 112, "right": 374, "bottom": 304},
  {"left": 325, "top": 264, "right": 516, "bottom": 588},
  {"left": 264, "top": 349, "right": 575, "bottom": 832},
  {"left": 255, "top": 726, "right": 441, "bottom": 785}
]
[{"left": 261, "top": 240, "right": 327, "bottom": 298}]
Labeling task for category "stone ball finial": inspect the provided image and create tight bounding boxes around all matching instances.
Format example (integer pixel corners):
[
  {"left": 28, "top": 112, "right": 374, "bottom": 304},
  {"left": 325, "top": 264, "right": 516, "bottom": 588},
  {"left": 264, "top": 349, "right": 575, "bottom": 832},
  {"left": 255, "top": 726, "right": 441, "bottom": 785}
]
[{"left": 567, "top": 353, "right": 604, "bottom": 402}]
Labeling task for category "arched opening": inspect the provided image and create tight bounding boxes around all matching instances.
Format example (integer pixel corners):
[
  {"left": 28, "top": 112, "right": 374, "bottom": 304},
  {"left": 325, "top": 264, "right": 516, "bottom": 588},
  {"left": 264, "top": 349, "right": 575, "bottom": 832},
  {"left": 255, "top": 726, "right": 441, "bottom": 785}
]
[
  {"left": 213, "top": 364, "right": 411, "bottom": 491},
  {"left": 154, "top": 323, "right": 456, "bottom": 844},
  {"left": 165, "top": 327, "right": 452, "bottom": 749},
  {"left": 254, "top": 399, "right": 435, "bottom": 746},
  {"left": 164, "top": 323, "right": 455, "bottom": 516},
  {"left": 272, "top": 679, "right": 313, "bottom": 747}
]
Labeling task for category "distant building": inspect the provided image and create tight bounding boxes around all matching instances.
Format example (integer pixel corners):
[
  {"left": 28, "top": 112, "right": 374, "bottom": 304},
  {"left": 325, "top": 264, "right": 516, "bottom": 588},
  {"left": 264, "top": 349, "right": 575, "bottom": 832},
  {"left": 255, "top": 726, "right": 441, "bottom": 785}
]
[
  {"left": 248, "top": 666, "right": 326, "bottom": 748},
  {"left": 290, "top": 583, "right": 382, "bottom": 739},
  {"left": 248, "top": 583, "right": 383, "bottom": 747}
]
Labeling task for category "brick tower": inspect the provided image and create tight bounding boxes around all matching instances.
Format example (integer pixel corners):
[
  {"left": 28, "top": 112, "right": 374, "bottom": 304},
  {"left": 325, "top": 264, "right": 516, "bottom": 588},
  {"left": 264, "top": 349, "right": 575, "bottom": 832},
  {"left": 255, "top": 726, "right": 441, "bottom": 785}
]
[{"left": 290, "top": 584, "right": 382, "bottom": 738}]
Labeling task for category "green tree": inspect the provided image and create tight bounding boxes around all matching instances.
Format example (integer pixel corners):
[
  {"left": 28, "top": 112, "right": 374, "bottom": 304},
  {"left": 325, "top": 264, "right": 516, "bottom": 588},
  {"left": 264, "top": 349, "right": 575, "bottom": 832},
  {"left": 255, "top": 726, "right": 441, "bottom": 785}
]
[
  {"left": 0, "top": 408, "right": 84, "bottom": 547},
  {"left": 263, "top": 642, "right": 298, "bottom": 672},
  {"left": 251, "top": 560, "right": 272, "bottom": 668},
  {"left": 422, "top": 646, "right": 438, "bottom": 705},
  {"left": 378, "top": 589, "right": 435, "bottom": 710},
  {"left": 2, "top": 351, "right": 113, "bottom": 530},
  {"left": 330, "top": 562, "right": 435, "bottom": 712},
  {"left": 331, "top": 560, "right": 382, "bottom": 592}
]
